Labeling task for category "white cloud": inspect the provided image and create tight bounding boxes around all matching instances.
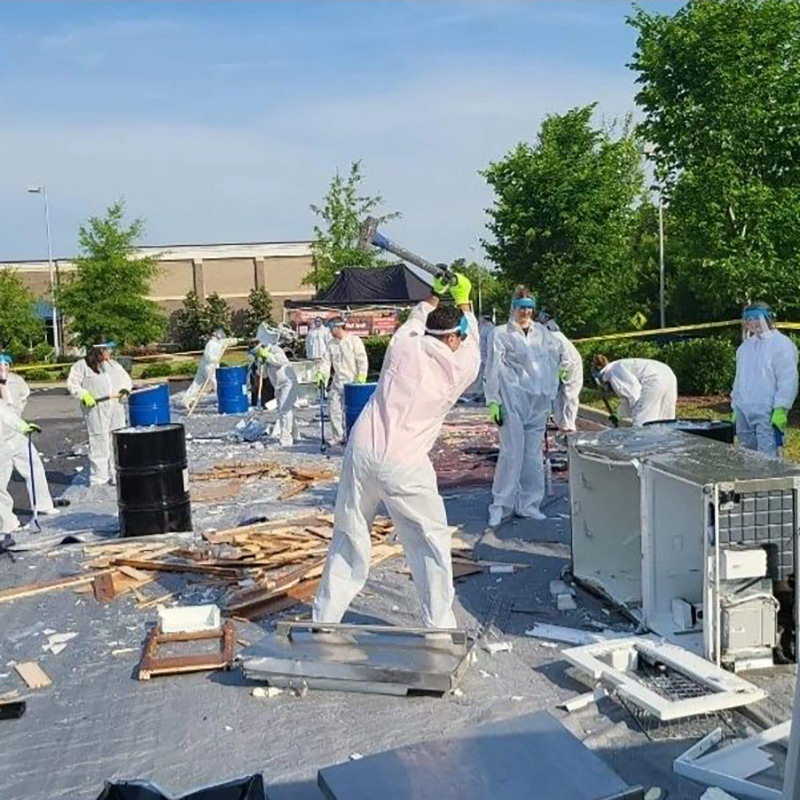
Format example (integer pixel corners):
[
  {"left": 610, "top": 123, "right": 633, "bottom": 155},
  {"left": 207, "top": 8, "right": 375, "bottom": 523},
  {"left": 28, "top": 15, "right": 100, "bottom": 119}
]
[{"left": 0, "top": 57, "right": 637, "bottom": 263}]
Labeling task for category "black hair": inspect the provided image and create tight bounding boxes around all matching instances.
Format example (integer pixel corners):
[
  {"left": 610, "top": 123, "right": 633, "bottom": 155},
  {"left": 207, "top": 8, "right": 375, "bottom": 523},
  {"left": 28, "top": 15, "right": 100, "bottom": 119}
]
[
  {"left": 425, "top": 305, "right": 463, "bottom": 337},
  {"left": 86, "top": 346, "right": 106, "bottom": 374}
]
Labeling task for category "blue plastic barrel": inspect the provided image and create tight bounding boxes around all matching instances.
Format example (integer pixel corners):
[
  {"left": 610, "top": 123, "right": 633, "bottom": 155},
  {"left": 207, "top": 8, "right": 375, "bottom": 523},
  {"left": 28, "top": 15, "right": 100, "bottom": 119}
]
[
  {"left": 217, "top": 365, "right": 249, "bottom": 414},
  {"left": 128, "top": 383, "right": 171, "bottom": 427},
  {"left": 344, "top": 382, "right": 378, "bottom": 436}
]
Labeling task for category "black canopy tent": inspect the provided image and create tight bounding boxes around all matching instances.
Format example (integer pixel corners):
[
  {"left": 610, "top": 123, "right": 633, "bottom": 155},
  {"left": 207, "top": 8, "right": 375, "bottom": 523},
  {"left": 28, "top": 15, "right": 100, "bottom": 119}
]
[{"left": 285, "top": 263, "right": 431, "bottom": 309}]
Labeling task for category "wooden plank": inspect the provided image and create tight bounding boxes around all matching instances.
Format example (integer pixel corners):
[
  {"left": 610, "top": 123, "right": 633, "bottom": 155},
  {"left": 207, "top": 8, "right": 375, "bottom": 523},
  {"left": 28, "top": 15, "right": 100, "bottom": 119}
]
[
  {"left": 0, "top": 569, "right": 114, "bottom": 604},
  {"left": 14, "top": 662, "right": 51, "bottom": 689},
  {"left": 93, "top": 572, "right": 118, "bottom": 602},
  {"left": 110, "top": 557, "right": 241, "bottom": 579},
  {"left": 117, "top": 565, "right": 154, "bottom": 582}
]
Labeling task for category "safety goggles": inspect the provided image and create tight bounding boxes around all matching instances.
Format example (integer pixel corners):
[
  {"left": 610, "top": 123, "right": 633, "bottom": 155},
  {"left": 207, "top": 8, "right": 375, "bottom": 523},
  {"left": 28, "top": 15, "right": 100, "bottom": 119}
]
[
  {"left": 425, "top": 315, "right": 470, "bottom": 340},
  {"left": 512, "top": 297, "right": 536, "bottom": 310}
]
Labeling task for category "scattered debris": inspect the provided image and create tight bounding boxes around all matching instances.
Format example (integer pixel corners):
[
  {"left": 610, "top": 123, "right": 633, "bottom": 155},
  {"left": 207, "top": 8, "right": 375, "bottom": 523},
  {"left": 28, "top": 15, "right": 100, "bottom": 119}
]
[
  {"left": 674, "top": 722, "right": 789, "bottom": 800},
  {"left": 157, "top": 604, "right": 221, "bottom": 634},
  {"left": 564, "top": 638, "right": 767, "bottom": 721},
  {"left": 523, "top": 623, "right": 619, "bottom": 646},
  {"left": 251, "top": 686, "right": 282, "bottom": 699},
  {"left": 558, "top": 686, "right": 608, "bottom": 713},
  {"left": 643, "top": 789, "right": 663, "bottom": 800},
  {"left": 0, "top": 700, "right": 26, "bottom": 721},
  {"left": 556, "top": 594, "right": 578, "bottom": 611},
  {"left": 14, "top": 661, "right": 52, "bottom": 689},
  {"left": 482, "top": 640, "right": 513, "bottom": 655},
  {"left": 242, "top": 621, "right": 474, "bottom": 696},
  {"left": 42, "top": 632, "right": 78, "bottom": 655},
  {"left": 138, "top": 620, "right": 235, "bottom": 680}
]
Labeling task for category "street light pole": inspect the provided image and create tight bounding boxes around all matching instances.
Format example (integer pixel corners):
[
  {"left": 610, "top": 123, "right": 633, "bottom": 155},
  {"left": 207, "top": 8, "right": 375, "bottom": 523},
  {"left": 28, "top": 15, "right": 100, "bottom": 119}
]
[
  {"left": 27, "top": 186, "right": 60, "bottom": 358},
  {"left": 658, "top": 196, "right": 666, "bottom": 329}
]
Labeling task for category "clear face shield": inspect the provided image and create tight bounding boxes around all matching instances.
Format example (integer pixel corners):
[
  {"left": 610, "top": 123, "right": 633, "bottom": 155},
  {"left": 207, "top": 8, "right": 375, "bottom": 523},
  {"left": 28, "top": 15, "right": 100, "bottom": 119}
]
[
  {"left": 511, "top": 297, "right": 536, "bottom": 328},
  {"left": 425, "top": 313, "right": 468, "bottom": 351},
  {"left": 742, "top": 306, "right": 773, "bottom": 338}
]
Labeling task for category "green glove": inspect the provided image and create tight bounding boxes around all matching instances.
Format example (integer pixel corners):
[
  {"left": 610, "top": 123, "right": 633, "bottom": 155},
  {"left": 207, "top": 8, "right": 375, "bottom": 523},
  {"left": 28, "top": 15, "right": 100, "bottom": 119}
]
[
  {"left": 771, "top": 407, "right": 789, "bottom": 432},
  {"left": 609, "top": 413, "right": 620, "bottom": 427},
  {"left": 355, "top": 374, "right": 367, "bottom": 384},
  {"left": 489, "top": 401, "right": 504, "bottom": 426},
  {"left": 258, "top": 346, "right": 271, "bottom": 361},
  {"left": 118, "top": 388, "right": 130, "bottom": 399},
  {"left": 80, "top": 390, "right": 96, "bottom": 408},
  {"left": 449, "top": 272, "right": 472, "bottom": 306},
  {"left": 432, "top": 275, "right": 449, "bottom": 296},
  {"left": 730, "top": 408, "right": 737, "bottom": 424},
  {"left": 558, "top": 366, "right": 569, "bottom": 382},
  {"left": 22, "top": 421, "right": 41, "bottom": 434},
  {"left": 315, "top": 372, "right": 327, "bottom": 388}
]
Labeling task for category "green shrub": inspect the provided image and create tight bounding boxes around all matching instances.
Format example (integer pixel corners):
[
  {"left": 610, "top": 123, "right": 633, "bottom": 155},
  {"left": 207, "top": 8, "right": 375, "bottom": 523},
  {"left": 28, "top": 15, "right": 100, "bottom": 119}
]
[
  {"left": 363, "top": 336, "right": 390, "bottom": 375},
  {"left": 171, "top": 360, "right": 198, "bottom": 376},
  {"left": 660, "top": 337, "right": 736, "bottom": 395},
  {"left": 140, "top": 362, "right": 173, "bottom": 379},
  {"left": 576, "top": 335, "right": 736, "bottom": 396},
  {"left": 25, "top": 367, "right": 57, "bottom": 382}
]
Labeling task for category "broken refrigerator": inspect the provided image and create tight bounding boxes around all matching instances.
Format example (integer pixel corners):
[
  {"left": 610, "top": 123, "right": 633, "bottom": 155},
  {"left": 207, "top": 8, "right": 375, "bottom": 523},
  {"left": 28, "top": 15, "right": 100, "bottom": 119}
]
[{"left": 569, "top": 427, "right": 800, "bottom": 669}]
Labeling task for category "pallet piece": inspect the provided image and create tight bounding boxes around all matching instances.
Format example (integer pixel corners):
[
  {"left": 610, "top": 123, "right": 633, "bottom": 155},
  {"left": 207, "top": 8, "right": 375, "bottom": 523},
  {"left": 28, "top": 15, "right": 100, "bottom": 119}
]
[
  {"left": 93, "top": 572, "right": 118, "bottom": 602},
  {"left": 137, "top": 620, "right": 235, "bottom": 680},
  {"left": 14, "top": 662, "right": 52, "bottom": 689},
  {"left": 0, "top": 569, "right": 114, "bottom": 604}
]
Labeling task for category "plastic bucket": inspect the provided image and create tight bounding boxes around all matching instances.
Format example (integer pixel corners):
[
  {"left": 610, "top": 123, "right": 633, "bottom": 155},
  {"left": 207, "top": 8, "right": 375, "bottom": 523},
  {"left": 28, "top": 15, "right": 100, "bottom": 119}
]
[
  {"left": 113, "top": 423, "right": 192, "bottom": 537},
  {"left": 644, "top": 418, "right": 735, "bottom": 444},
  {"left": 217, "top": 365, "right": 249, "bottom": 414},
  {"left": 128, "top": 383, "right": 171, "bottom": 427},
  {"left": 344, "top": 382, "right": 378, "bottom": 437}
]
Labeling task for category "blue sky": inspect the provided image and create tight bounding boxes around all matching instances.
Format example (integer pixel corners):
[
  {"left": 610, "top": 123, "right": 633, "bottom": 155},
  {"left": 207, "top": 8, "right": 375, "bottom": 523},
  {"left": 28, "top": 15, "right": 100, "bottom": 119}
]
[{"left": 0, "top": 1, "right": 682, "bottom": 261}]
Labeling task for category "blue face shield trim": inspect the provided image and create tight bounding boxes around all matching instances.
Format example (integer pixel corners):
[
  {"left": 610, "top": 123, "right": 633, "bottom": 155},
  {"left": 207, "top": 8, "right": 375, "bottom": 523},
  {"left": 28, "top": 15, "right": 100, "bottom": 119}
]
[
  {"left": 743, "top": 307, "right": 771, "bottom": 321},
  {"left": 457, "top": 314, "right": 469, "bottom": 339},
  {"left": 327, "top": 320, "right": 345, "bottom": 330},
  {"left": 512, "top": 297, "right": 536, "bottom": 310},
  {"left": 0, "top": 354, "right": 12, "bottom": 365}
]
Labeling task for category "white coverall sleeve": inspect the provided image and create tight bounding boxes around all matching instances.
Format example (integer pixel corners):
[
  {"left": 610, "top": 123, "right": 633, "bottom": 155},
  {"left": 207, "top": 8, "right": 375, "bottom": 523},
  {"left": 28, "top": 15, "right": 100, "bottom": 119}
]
[
  {"left": 0, "top": 402, "right": 26, "bottom": 434},
  {"left": 608, "top": 364, "right": 642, "bottom": 407},
  {"left": 483, "top": 327, "right": 504, "bottom": 406},
  {"left": 774, "top": 337, "right": 799, "bottom": 410},
  {"left": 66, "top": 361, "right": 86, "bottom": 400},
  {"left": 452, "top": 311, "right": 481, "bottom": 393},
  {"left": 354, "top": 336, "right": 369, "bottom": 378},
  {"left": 319, "top": 343, "right": 332, "bottom": 381},
  {"left": 114, "top": 361, "right": 133, "bottom": 393}
]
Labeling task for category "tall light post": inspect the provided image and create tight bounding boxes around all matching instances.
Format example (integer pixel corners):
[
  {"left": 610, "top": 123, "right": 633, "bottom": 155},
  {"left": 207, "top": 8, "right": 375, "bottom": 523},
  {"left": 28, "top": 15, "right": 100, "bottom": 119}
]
[
  {"left": 642, "top": 143, "right": 667, "bottom": 329},
  {"left": 26, "top": 186, "right": 60, "bottom": 358}
]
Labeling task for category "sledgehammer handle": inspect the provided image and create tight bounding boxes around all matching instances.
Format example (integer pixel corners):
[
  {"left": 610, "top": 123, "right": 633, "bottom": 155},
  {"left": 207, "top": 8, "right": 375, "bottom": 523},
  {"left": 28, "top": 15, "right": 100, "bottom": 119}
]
[{"left": 362, "top": 217, "right": 455, "bottom": 283}]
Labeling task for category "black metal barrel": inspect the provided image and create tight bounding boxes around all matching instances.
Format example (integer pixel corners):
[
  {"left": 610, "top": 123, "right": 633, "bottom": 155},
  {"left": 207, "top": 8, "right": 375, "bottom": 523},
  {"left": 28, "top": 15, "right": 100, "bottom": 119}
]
[
  {"left": 644, "top": 418, "right": 735, "bottom": 444},
  {"left": 113, "top": 423, "right": 192, "bottom": 537}
]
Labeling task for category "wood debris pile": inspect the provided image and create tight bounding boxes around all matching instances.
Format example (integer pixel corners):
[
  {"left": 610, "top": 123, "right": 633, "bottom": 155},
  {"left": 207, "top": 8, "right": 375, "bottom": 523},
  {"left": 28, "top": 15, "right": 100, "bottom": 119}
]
[
  {"left": 74, "top": 513, "right": 400, "bottom": 619},
  {"left": 191, "top": 460, "right": 337, "bottom": 501}
]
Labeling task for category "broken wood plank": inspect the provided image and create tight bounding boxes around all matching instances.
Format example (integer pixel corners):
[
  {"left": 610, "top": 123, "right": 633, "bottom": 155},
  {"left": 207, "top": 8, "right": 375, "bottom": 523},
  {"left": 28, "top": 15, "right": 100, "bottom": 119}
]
[
  {"left": 0, "top": 569, "right": 114, "bottom": 604},
  {"left": 93, "top": 572, "right": 118, "bottom": 602},
  {"left": 110, "top": 558, "right": 242, "bottom": 579},
  {"left": 14, "top": 662, "right": 51, "bottom": 689}
]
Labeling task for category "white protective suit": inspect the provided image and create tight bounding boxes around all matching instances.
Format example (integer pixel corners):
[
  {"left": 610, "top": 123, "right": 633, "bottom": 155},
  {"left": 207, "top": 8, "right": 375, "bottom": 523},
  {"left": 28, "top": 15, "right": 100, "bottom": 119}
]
[
  {"left": 313, "top": 300, "right": 480, "bottom": 628},
  {"left": 263, "top": 344, "right": 299, "bottom": 447},
  {"left": 306, "top": 323, "right": 331, "bottom": 361},
  {"left": 485, "top": 320, "right": 561, "bottom": 522},
  {"left": 319, "top": 332, "right": 369, "bottom": 443},
  {"left": 66, "top": 359, "right": 133, "bottom": 485},
  {"left": 0, "top": 374, "right": 56, "bottom": 531},
  {"left": 546, "top": 323, "right": 583, "bottom": 432},
  {"left": 599, "top": 358, "right": 677, "bottom": 427},
  {"left": 183, "top": 334, "right": 237, "bottom": 409},
  {"left": 732, "top": 329, "right": 798, "bottom": 457}
]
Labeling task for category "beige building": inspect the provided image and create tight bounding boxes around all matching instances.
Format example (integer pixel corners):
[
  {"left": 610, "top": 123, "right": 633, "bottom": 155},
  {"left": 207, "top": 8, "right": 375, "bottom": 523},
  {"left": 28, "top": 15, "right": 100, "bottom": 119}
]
[{"left": 0, "top": 241, "right": 315, "bottom": 343}]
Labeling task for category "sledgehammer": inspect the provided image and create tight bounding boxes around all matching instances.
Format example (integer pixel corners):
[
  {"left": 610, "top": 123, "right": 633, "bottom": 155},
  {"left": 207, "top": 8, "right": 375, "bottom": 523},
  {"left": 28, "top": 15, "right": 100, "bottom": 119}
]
[{"left": 358, "top": 217, "right": 457, "bottom": 285}]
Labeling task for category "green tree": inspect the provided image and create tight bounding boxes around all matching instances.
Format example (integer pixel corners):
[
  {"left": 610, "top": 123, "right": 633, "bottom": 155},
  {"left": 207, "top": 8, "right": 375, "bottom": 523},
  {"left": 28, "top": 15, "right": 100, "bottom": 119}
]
[
  {"left": 481, "top": 105, "right": 646, "bottom": 336},
  {"left": 629, "top": 0, "right": 800, "bottom": 322},
  {"left": 449, "top": 258, "right": 510, "bottom": 320},
  {"left": 242, "top": 286, "right": 274, "bottom": 338},
  {"left": 204, "top": 292, "right": 232, "bottom": 336},
  {"left": 58, "top": 201, "right": 165, "bottom": 348},
  {"left": 306, "top": 160, "right": 400, "bottom": 292},
  {"left": 0, "top": 271, "right": 45, "bottom": 355},
  {"left": 173, "top": 290, "right": 206, "bottom": 350}
]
